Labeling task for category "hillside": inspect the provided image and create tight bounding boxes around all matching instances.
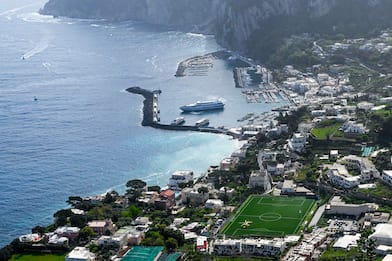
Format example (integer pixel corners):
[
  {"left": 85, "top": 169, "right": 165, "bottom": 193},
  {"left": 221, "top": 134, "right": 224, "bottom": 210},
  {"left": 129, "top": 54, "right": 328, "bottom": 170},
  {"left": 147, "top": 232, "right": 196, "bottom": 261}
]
[{"left": 40, "top": 0, "right": 392, "bottom": 63}]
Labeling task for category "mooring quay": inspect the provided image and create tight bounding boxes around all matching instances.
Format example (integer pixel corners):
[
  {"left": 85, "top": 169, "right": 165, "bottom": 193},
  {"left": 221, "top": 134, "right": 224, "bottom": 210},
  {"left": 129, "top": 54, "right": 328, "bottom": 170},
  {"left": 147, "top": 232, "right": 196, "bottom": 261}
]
[{"left": 126, "top": 87, "right": 228, "bottom": 135}]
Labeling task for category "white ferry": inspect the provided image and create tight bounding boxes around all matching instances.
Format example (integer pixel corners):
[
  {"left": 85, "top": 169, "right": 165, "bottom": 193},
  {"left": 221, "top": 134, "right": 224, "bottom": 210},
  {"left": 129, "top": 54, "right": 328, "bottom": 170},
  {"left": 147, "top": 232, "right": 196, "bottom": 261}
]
[
  {"left": 195, "top": 118, "right": 209, "bottom": 127},
  {"left": 180, "top": 100, "right": 224, "bottom": 112},
  {"left": 170, "top": 117, "right": 185, "bottom": 126}
]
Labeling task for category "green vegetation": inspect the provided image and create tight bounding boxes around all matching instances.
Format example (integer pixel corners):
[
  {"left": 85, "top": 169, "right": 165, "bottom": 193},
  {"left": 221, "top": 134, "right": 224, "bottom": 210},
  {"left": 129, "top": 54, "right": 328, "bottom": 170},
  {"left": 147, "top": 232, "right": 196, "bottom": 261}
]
[
  {"left": 277, "top": 106, "right": 310, "bottom": 134},
  {"left": 368, "top": 107, "right": 392, "bottom": 144},
  {"left": 11, "top": 253, "right": 66, "bottom": 261},
  {"left": 357, "top": 181, "right": 392, "bottom": 199},
  {"left": 214, "top": 257, "right": 274, "bottom": 261},
  {"left": 311, "top": 120, "right": 343, "bottom": 140},
  {"left": 319, "top": 248, "right": 359, "bottom": 261},
  {"left": 373, "top": 150, "right": 392, "bottom": 171},
  {"left": 221, "top": 195, "right": 315, "bottom": 237}
]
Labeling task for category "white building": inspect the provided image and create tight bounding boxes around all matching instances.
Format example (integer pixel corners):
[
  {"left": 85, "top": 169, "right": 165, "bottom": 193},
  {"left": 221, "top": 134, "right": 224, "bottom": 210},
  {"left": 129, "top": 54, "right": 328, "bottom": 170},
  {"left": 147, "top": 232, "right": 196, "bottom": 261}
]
[
  {"left": 181, "top": 184, "right": 210, "bottom": 205},
  {"left": 48, "top": 234, "right": 69, "bottom": 246},
  {"left": 205, "top": 199, "right": 224, "bottom": 210},
  {"left": 281, "top": 180, "right": 296, "bottom": 194},
  {"left": 328, "top": 164, "right": 360, "bottom": 189},
  {"left": 212, "top": 238, "right": 285, "bottom": 257},
  {"left": 248, "top": 170, "right": 272, "bottom": 191},
  {"left": 213, "top": 239, "right": 241, "bottom": 256},
  {"left": 370, "top": 224, "right": 392, "bottom": 246},
  {"left": 333, "top": 234, "right": 361, "bottom": 249},
  {"left": 220, "top": 157, "right": 239, "bottom": 171},
  {"left": 339, "top": 155, "right": 380, "bottom": 181},
  {"left": 329, "top": 150, "right": 339, "bottom": 161},
  {"left": 380, "top": 97, "right": 392, "bottom": 104},
  {"left": 311, "top": 110, "right": 326, "bottom": 117},
  {"left": 288, "top": 133, "right": 307, "bottom": 153},
  {"left": 65, "top": 247, "right": 95, "bottom": 261},
  {"left": 325, "top": 196, "right": 378, "bottom": 217},
  {"left": 381, "top": 170, "right": 392, "bottom": 186},
  {"left": 19, "top": 234, "right": 41, "bottom": 243},
  {"left": 168, "top": 170, "right": 193, "bottom": 190},
  {"left": 340, "top": 121, "right": 367, "bottom": 135},
  {"left": 357, "top": 101, "right": 374, "bottom": 111}
]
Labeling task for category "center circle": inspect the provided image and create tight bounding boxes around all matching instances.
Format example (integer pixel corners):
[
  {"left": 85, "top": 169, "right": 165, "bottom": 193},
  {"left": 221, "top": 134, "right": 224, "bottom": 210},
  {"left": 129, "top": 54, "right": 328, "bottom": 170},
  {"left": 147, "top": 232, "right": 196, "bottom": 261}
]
[{"left": 259, "top": 212, "right": 282, "bottom": 222}]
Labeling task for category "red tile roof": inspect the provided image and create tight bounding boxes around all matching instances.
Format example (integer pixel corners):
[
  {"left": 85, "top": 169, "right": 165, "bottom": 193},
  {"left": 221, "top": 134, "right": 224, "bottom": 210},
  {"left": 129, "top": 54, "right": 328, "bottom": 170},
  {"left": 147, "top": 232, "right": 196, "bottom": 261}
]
[{"left": 161, "top": 189, "right": 175, "bottom": 198}]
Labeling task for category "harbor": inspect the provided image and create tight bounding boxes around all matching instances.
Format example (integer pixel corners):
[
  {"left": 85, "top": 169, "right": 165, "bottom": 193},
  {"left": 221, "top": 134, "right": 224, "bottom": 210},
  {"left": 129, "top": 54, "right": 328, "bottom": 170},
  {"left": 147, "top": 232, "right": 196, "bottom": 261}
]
[
  {"left": 126, "top": 87, "right": 287, "bottom": 141},
  {"left": 126, "top": 87, "right": 228, "bottom": 135}
]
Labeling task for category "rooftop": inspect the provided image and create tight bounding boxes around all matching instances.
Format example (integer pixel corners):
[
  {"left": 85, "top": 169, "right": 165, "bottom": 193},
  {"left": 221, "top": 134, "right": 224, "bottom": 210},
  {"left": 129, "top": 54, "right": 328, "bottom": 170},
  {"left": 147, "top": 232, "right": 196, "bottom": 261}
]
[
  {"left": 67, "top": 247, "right": 95, "bottom": 260},
  {"left": 160, "top": 189, "right": 175, "bottom": 198}
]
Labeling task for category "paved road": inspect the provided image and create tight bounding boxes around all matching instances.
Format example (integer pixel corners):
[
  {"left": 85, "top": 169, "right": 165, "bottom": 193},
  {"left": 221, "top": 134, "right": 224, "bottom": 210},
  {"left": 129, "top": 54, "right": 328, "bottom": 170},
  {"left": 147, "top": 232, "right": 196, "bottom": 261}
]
[{"left": 309, "top": 204, "right": 326, "bottom": 227}]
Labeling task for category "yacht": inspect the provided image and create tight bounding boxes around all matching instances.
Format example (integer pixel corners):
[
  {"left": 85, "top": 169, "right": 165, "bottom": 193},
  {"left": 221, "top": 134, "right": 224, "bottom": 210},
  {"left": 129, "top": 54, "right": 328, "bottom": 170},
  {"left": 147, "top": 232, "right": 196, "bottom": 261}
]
[
  {"left": 180, "top": 100, "right": 224, "bottom": 112},
  {"left": 195, "top": 118, "right": 209, "bottom": 127},
  {"left": 170, "top": 117, "right": 185, "bottom": 126}
]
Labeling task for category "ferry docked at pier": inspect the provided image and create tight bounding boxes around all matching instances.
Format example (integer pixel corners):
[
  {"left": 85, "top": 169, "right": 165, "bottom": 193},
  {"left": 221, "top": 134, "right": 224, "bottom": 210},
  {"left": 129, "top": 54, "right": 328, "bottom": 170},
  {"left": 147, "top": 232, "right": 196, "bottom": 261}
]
[
  {"left": 195, "top": 118, "right": 209, "bottom": 127},
  {"left": 180, "top": 100, "right": 224, "bottom": 112},
  {"left": 170, "top": 117, "right": 185, "bottom": 126}
]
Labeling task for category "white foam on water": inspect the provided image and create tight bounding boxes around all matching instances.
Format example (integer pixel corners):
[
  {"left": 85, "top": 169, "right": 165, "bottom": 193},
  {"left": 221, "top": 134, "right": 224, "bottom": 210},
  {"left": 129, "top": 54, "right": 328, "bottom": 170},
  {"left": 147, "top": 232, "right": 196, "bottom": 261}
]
[
  {"left": 22, "top": 38, "right": 50, "bottom": 60},
  {"left": 18, "top": 12, "right": 60, "bottom": 24},
  {"left": 0, "top": 3, "right": 36, "bottom": 17}
]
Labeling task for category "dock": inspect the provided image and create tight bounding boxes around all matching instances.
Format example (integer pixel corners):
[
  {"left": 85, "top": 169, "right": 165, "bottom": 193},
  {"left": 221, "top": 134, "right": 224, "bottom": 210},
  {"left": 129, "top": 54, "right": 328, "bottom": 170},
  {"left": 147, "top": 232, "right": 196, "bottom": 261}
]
[{"left": 126, "top": 87, "right": 228, "bottom": 135}]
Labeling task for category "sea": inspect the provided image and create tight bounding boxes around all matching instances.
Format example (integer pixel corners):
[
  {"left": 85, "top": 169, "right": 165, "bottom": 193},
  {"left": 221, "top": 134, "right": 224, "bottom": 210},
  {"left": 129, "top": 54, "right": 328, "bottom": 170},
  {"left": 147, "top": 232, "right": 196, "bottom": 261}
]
[{"left": 0, "top": 0, "right": 286, "bottom": 247}]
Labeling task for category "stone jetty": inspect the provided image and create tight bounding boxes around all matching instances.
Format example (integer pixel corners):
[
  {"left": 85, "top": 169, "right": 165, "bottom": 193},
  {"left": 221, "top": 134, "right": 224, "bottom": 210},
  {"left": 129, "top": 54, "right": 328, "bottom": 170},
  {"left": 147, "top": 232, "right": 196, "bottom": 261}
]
[{"left": 126, "top": 87, "right": 228, "bottom": 135}]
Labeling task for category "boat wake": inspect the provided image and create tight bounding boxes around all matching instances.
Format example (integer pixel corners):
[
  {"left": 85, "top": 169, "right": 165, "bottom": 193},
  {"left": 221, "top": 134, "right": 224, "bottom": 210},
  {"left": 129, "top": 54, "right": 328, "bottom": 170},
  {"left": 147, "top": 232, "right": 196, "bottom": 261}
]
[
  {"left": 42, "top": 62, "right": 53, "bottom": 72},
  {"left": 186, "top": 32, "right": 207, "bottom": 39},
  {"left": 146, "top": 55, "right": 163, "bottom": 72},
  {"left": 22, "top": 38, "right": 50, "bottom": 60},
  {"left": 0, "top": 3, "right": 36, "bottom": 19},
  {"left": 17, "top": 12, "right": 60, "bottom": 24}
]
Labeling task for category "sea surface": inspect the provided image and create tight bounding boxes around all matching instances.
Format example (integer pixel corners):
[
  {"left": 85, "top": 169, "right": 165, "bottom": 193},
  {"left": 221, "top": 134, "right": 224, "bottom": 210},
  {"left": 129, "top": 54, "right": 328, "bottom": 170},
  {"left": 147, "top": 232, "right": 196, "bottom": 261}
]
[{"left": 0, "top": 0, "right": 286, "bottom": 247}]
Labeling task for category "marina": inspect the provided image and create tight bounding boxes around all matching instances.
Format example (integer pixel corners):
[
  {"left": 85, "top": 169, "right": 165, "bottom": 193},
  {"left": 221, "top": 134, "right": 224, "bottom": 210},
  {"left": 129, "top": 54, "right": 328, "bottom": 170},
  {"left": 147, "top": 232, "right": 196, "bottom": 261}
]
[
  {"left": 125, "top": 86, "right": 289, "bottom": 141},
  {"left": 126, "top": 87, "right": 228, "bottom": 135}
]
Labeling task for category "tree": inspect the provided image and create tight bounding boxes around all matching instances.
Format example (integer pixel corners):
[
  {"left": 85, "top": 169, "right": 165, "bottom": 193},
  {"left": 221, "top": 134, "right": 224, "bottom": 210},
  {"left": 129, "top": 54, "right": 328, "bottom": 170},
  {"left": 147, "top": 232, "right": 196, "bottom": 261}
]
[
  {"left": 79, "top": 226, "right": 97, "bottom": 240},
  {"left": 197, "top": 187, "right": 209, "bottom": 194},
  {"left": 53, "top": 209, "right": 72, "bottom": 227},
  {"left": 126, "top": 179, "right": 147, "bottom": 201},
  {"left": 357, "top": 228, "right": 376, "bottom": 261},
  {"left": 32, "top": 226, "right": 46, "bottom": 235},
  {"left": 121, "top": 205, "right": 141, "bottom": 219},
  {"left": 66, "top": 196, "right": 83, "bottom": 207},
  {"left": 126, "top": 179, "right": 147, "bottom": 190},
  {"left": 102, "top": 193, "right": 114, "bottom": 204},
  {"left": 165, "top": 237, "right": 178, "bottom": 252},
  {"left": 148, "top": 185, "right": 161, "bottom": 192},
  {"left": 70, "top": 214, "right": 87, "bottom": 228}
]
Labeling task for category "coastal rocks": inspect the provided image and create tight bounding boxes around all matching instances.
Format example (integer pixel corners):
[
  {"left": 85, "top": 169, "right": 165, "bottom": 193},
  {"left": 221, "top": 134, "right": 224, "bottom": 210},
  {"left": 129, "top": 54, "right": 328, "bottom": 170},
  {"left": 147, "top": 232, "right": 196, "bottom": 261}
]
[
  {"left": 40, "top": 0, "right": 392, "bottom": 61},
  {"left": 40, "top": 0, "right": 215, "bottom": 29}
]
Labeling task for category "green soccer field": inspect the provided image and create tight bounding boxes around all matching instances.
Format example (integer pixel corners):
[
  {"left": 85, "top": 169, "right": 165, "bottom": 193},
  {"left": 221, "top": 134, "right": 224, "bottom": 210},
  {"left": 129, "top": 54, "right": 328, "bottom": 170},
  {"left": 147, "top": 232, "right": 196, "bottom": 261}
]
[{"left": 221, "top": 195, "right": 316, "bottom": 237}]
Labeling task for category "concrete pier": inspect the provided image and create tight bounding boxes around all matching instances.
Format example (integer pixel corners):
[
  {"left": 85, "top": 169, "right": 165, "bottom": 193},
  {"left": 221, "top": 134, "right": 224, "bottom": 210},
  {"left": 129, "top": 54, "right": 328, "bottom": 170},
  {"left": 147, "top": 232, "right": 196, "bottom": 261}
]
[{"left": 126, "top": 87, "right": 228, "bottom": 135}]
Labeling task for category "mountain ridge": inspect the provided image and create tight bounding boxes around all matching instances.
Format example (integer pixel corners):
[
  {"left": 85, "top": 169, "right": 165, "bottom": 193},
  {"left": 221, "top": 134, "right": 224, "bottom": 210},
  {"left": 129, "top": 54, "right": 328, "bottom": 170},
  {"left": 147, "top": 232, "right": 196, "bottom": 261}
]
[{"left": 40, "top": 0, "right": 392, "bottom": 63}]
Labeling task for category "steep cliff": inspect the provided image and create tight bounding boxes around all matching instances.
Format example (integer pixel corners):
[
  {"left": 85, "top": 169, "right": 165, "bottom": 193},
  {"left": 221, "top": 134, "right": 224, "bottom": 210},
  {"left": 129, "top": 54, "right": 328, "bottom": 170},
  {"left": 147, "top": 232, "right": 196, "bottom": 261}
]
[
  {"left": 41, "top": 0, "right": 392, "bottom": 62},
  {"left": 40, "top": 0, "right": 216, "bottom": 29}
]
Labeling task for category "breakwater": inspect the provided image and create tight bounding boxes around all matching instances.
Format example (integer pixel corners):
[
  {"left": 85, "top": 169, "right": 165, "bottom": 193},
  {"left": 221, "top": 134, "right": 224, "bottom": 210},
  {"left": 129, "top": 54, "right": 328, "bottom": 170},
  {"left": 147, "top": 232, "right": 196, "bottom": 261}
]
[
  {"left": 126, "top": 87, "right": 228, "bottom": 135},
  {"left": 174, "top": 50, "right": 231, "bottom": 77}
]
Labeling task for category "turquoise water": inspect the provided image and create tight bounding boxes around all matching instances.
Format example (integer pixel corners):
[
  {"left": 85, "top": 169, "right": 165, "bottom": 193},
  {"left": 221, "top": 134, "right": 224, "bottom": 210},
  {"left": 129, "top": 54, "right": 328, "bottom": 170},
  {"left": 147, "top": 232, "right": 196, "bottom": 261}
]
[{"left": 0, "top": 0, "right": 285, "bottom": 246}]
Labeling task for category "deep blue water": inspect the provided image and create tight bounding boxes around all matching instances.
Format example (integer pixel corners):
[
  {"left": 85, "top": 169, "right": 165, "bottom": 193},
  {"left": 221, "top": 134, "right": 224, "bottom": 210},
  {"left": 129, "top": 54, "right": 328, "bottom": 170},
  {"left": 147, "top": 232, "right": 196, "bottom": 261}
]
[{"left": 0, "top": 0, "right": 286, "bottom": 247}]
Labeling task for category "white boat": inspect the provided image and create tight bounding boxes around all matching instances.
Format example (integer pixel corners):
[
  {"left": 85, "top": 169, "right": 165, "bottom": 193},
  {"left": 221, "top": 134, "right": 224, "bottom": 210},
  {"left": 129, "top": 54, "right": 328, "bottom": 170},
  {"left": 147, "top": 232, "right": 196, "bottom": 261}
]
[
  {"left": 180, "top": 100, "right": 224, "bottom": 112},
  {"left": 195, "top": 118, "right": 209, "bottom": 127},
  {"left": 170, "top": 117, "right": 185, "bottom": 126}
]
